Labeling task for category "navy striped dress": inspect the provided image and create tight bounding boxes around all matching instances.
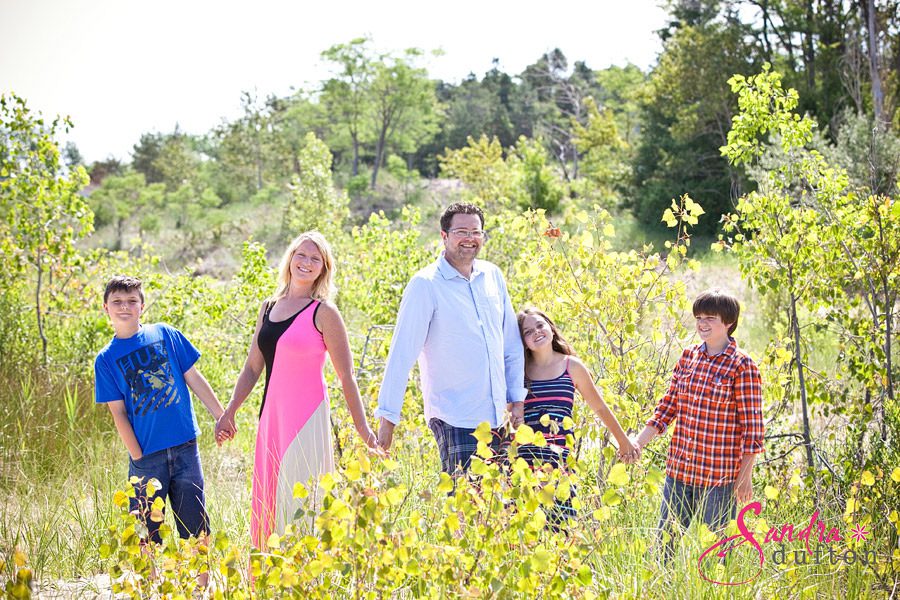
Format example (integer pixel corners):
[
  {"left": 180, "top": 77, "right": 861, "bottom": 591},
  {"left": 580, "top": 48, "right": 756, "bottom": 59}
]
[
  {"left": 518, "top": 358, "right": 577, "bottom": 523},
  {"left": 519, "top": 359, "right": 576, "bottom": 467}
]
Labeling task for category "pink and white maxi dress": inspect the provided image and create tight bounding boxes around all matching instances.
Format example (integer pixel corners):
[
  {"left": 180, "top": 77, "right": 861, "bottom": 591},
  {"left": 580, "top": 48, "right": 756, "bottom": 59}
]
[{"left": 252, "top": 299, "right": 335, "bottom": 548}]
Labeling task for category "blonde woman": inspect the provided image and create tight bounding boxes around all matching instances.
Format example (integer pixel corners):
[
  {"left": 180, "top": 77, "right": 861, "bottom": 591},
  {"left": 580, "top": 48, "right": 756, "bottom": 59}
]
[{"left": 216, "top": 231, "right": 379, "bottom": 547}]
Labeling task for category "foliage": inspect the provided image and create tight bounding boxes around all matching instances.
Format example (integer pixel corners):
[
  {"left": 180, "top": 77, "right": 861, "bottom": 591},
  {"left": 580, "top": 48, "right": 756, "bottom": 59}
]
[
  {"left": 283, "top": 133, "right": 350, "bottom": 242},
  {"left": 0, "top": 93, "right": 92, "bottom": 364},
  {"left": 719, "top": 65, "right": 900, "bottom": 477},
  {"left": 438, "top": 135, "right": 569, "bottom": 214},
  {"left": 826, "top": 109, "right": 900, "bottom": 197},
  {"left": 571, "top": 97, "right": 627, "bottom": 207},
  {"left": 88, "top": 171, "right": 165, "bottom": 249},
  {"left": 321, "top": 37, "right": 375, "bottom": 178},
  {"left": 337, "top": 207, "right": 433, "bottom": 328},
  {"left": 632, "top": 22, "right": 760, "bottom": 235}
]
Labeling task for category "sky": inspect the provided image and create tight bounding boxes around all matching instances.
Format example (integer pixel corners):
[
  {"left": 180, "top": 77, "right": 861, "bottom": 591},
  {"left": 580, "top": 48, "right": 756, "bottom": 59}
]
[{"left": 1, "top": 0, "right": 668, "bottom": 163}]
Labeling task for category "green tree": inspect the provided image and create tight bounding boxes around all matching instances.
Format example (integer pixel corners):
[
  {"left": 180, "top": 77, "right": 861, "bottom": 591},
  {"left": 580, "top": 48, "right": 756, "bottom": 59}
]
[
  {"left": 517, "top": 50, "right": 600, "bottom": 180},
  {"left": 88, "top": 156, "right": 123, "bottom": 186},
  {"left": 571, "top": 97, "right": 627, "bottom": 205},
  {"left": 321, "top": 37, "right": 375, "bottom": 178},
  {"left": 632, "top": 22, "right": 761, "bottom": 234},
  {"left": 131, "top": 131, "right": 166, "bottom": 184},
  {"left": 720, "top": 65, "right": 900, "bottom": 467},
  {"left": 593, "top": 64, "right": 647, "bottom": 146},
  {"left": 0, "top": 93, "right": 92, "bottom": 364},
  {"left": 89, "top": 171, "right": 165, "bottom": 249},
  {"left": 284, "top": 133, "right": 350, "bottom": 243},
  {"left": 209, "top": 92, "right": 294, "bottom": 203},
  {"left": 368, "top": 49, "right": 440, "bottom": 189},
  {"left": 62, "top": 141, "right": 83, "bottom": 170}
]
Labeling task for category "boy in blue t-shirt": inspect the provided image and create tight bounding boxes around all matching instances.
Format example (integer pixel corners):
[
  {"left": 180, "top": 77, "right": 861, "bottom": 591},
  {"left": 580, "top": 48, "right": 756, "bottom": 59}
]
[{"left": 94, "top": 275, "right": 225, "bottom": 546}]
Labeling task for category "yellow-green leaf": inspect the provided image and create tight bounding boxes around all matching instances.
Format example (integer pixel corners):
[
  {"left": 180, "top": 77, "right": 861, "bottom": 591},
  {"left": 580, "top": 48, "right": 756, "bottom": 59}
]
[
  {"left": 293, "top": 482, "right": 308, "bottom": 499},
  {"left": 593, "top": 506, "right": 611, "bottom": 521},
  {"left": 385, "top": 486, "right": 406, "bottom": 506},
  {"left": 113, "top": 490, "right": 128, "bottom": 508},
  {"left": 146, "top": 477, "right": 161, "bottom": 497},
  {"left": 607, "top": 463, "right": 630, "bottom": 486},
  {"left": 532, "top": 546, "right": 552, "bottom": 572},
  {"left": 601, "top": 488, "right": 621, "bottom": 506},
  {"left": 515, "top": 424, "right": 535, "bottom": 445},
  {"left": 662, "top": 208, "right": 678, "bottom": 227},
  {"left": 476, "top": 440, "right": 494, "bottom": 459},
  {"left": 437, "top": 473, "right": 454, "bottom": 494},
  {"left": 472, "top": 422, "right": 494, "bottom": 444}
]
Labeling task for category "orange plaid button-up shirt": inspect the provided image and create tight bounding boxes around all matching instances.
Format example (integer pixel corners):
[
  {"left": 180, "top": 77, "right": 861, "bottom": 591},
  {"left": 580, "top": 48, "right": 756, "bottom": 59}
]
[{"left": 647, "top": 339, "right": 764, "bottom": 487}]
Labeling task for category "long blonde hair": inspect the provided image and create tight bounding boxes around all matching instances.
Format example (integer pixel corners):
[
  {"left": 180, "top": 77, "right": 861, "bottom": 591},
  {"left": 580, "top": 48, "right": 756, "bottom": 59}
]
[{"left": 271, "top": 231, "right": 336, "bottom": 302}]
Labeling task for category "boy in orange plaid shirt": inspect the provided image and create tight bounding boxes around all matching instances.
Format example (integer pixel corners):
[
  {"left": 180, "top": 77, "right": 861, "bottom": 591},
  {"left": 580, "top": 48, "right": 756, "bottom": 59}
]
[{"left": 633, "top": 289, "right": 765, "bottom": 560}]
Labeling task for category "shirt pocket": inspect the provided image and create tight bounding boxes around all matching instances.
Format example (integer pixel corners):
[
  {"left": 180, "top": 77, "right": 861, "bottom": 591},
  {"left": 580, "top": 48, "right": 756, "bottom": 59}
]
[
  {"left": 675, "top": 367, "right": 694, "bottom": 397},
  {"left": 477, "top": 292, "right": 503, "bottom": 322},
  {"left": 707, "top": 375, "right": 734, "bottom": 404}
]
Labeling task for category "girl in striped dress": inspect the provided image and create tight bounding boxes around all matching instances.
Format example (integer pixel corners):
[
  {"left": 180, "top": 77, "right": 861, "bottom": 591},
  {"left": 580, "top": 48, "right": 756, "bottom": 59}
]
[{"left": 515, "top": 308, "right": 639, "bottom": 520}]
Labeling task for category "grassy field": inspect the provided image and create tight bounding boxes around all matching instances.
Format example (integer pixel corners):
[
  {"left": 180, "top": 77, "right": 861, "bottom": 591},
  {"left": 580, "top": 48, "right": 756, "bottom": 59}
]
[{"left": 1, "top": 239, "right": 896, "bottom": 598}]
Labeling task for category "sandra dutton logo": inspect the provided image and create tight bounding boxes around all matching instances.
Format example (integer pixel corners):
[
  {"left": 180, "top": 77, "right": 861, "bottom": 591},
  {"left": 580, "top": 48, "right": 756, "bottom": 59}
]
[{"left": 698, "top": 501, "right": 877, "bottom": 585}]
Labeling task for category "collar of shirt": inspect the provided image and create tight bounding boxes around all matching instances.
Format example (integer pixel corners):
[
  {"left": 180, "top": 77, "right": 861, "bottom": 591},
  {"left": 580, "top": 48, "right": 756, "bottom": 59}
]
[
  {"left": 437, "top": 252, "right": 483, "bottom": 281},
  {"left": 699, "top": 336, "right": 737, "bottom": 359}
]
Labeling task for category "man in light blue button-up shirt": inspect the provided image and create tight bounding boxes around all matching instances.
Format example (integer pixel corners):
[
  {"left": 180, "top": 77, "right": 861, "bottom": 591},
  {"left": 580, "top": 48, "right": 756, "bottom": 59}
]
[{"left": 375, "top": 203, "right": 527, "bottom": 474}]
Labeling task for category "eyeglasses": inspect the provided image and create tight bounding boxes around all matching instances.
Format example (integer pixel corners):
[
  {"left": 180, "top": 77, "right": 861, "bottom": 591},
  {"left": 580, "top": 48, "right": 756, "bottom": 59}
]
[{"left": 447, "top": 228, "right": 487, "bottom": 240}]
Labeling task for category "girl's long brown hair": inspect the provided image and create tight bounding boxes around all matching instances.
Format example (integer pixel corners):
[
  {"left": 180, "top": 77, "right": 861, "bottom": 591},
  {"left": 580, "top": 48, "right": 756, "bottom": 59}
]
[{"left": 517, "top": 307, "right": 575, "bottom": 362}]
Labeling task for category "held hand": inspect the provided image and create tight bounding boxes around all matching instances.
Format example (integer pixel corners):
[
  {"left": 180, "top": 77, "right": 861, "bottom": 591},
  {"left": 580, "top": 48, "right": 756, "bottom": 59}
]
[
  {"left": 628, "top": 438, "right": 642, "bottom": 462},
  {"left": 215, "top": 409, "right": 237, "bottom": 446},
  {"left": 735, "top": 477, "right": 753, "bottom": 505},
  {"left": 377, "top": 418, "right": 395, "bottom": 452},
  {"left": 508, "top": 402, "right": 525, "bottom": 428},
  {"left": 616, "top": 438, "right": 642, "bottom": 464},
  {"left": 360, "top": 426, "right": 386, "bottom": 457}
]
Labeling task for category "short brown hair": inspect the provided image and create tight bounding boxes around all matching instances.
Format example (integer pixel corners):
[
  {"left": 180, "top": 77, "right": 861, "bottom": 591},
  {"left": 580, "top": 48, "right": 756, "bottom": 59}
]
[
  {"left": 693, "top": 289, "right": 740, "bottom": 335},
  {"left": 440, "top": 203, "right": 484, "bottom": 231},
  {"left": 104, "top": 275, "right": 144, "bottom": 303}
]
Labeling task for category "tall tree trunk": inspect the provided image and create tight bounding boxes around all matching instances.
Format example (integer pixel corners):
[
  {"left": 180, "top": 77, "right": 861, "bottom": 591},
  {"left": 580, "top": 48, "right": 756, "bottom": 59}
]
[
  {"left": 880, "top": 265, "right": 894, "bottom": 442},
  {"left": 863, "top": 0, "right": 886, "bottom": 127},
  {"left": 351, "top": 136, "right": 360, "bottom": 177},
  {"left": 371, "top": 129, "right": 387, "bottom": 189},
  {"left": 116, "top": 217, "right": 124, "bottom": 251},
  {"left": 790, "top": 289, "right": 815, "bottom": 473},
  {"left": 804, "top": 0, "right": 817, "bottom": 98},
  {"left": 35, "top": 252, "right": 47, "bottom": 366}
]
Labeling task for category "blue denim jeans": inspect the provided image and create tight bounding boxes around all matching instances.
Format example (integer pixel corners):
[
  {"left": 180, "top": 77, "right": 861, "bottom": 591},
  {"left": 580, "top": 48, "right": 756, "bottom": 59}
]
[
  {"left": 657, "top": 475, "right": 735, "bottom": 561},
  {"left": 128, "top": 438, "right": 208, "bottom": 543}
]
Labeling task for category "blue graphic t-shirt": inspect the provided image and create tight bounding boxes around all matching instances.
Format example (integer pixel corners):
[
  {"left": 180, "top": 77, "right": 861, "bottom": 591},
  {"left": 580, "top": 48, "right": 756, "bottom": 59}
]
[{"left": 94, "top": 323, "right": 201, "bottom": 455}]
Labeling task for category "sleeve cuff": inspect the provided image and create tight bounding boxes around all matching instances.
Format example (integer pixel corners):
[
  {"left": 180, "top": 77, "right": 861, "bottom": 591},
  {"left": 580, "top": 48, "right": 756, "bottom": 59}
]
[
  {"left": 646, "top": 418, "right": 667, "bottom": 435},
  {"left": 507, "top": 387, "right": 527, "bottom": 403},
  {"left": 374, "top": 407, "right": 400, "bottom": 425},
  {"left": 742, "top": 441, "right": 765, "bottom": 454}
]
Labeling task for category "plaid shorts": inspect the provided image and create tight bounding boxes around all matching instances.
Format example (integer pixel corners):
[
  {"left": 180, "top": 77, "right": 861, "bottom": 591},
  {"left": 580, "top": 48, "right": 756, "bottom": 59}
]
[{"left": 428, "top": 418, "right": 504, "bottom": 475}]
